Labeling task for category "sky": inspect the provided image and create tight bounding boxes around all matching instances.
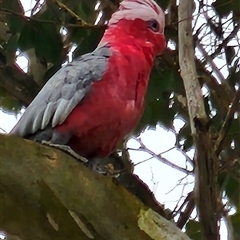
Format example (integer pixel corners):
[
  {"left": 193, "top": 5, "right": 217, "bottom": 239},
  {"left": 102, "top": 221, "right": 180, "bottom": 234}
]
[{"left": 1, "top": 0, "right": 236, "bottom": 239}]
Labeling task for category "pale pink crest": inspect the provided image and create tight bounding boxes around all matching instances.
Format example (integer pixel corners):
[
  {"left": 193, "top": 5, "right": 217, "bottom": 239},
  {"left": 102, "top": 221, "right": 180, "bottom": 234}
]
[{"left": 108, "top": 0, "right": 165, "bottom": 33}]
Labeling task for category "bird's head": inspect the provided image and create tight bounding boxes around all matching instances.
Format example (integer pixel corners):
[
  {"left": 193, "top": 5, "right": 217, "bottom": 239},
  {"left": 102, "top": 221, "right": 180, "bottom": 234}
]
[{"left": 106, "top": 0, "right": 166, "bottom": 56}]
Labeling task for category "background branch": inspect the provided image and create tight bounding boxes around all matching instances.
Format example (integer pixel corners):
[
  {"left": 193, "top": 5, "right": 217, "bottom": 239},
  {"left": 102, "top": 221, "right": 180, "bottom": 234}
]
[
  {"left": 0, "top": 8, "right": 105, "bottom": 29},
  {"left": 215, "top": 89, "right": 240, "bottom": 156},
  {"left": 0, "top": 65, "right": 40, "bottom": 106}
]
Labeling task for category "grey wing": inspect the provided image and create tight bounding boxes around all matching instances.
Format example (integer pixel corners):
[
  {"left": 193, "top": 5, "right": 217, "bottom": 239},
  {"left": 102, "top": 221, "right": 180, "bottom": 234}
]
[{"left": 10, "top": 45, "right": 112, "bottom": 137}]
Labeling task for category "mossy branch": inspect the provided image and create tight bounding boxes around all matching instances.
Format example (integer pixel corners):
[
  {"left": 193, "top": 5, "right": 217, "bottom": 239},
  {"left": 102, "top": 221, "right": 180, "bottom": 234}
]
[{"left": 0, "top": 134, "right": 191, "bottom": 240}]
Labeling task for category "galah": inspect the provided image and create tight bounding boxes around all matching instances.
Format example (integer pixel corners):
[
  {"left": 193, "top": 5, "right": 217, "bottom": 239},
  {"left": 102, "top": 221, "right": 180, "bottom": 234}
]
[{"left": 11, "top": 0, "right": 166, "bottom": 159}]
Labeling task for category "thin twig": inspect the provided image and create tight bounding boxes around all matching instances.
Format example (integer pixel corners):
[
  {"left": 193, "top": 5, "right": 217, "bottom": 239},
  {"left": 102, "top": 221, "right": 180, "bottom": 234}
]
[
  {"left": 215, "top": 89, "right": 240, "bottom": 156},
  {"left": 0, "top": 8, "right": 105, "bottom": 29},
  {"left": 172, "top": 191, "right": 193, "bottom": 218},
  {"left": 175, "top": 146, "right": 194, "bottom": 168},
  {"left": 31, "top": 0, "right": 43, "bottom": 16},
  {"left": 202, "top": 24, "right": 240, "bottom": 65},
  {"left": 53, "top": 0, "right": 86, "bottom": 24},
  {"left": 165, "top": 175, "right": 190, "bottom": 195},
  {"left": 129, "top": 138, "right": 192, "bottom": 174},
  {"left": 176, "top": 193, "right": 195, "bottom": 229},
  {"left": 0, "top": 127, "right": 7, "bottom": 133},
  {"left": 218, "top": 151, "right": 240, "bottom": 173},
  {"left": 170, "top": 0, "right": 237, "bottom": 27},
  {"left": 196, "top": 38, "right": 225, "bottom": 83}
]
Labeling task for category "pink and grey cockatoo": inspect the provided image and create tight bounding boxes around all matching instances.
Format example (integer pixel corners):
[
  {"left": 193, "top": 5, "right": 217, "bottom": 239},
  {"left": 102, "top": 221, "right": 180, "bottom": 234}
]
[{"left": 11, "top": 0, "right": 166, "bottom": 159}]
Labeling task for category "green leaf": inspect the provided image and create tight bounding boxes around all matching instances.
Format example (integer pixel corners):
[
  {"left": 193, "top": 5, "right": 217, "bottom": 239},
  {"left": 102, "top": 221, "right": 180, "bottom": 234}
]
[
  {"left": 43, "top": 64, "right": 62, "bottom": 83},
  {"left": 218, "top": 173, "right": 240, "bottom": 208},
  {"left": 57, "top": 0, "right": 98, "bottom": 24},
  {"left": 0, "top": 95, "right": 21, "bottom": 112},
  {"left": 3, "top": 33, "right": 19, "bottom": 54},
  {"left": 34, "top": 22, "right": 63, "bottom": 64},
  {"left": 230, "top": 212, "right": 240, "bottom": 239},
  {"left": 225, "top": 46, "right": 235, "bottom": 66},
  {"left": 157, "top": 98, "right": 176, "bottom": 128},
  {"left": 7, "top": 16, "right": 26, "bottom": 34},
  {"left": 228, "top": 119, "right": 240, "bottom": 136},
  {"left": 212, "top": 0, "right": 240, "bottom": 19},
  {"left": 165, "top": 26, "right": 178, "bottom": 43},
  {"left": 203, "top": 95, "right": 211, "bottom": 116},
  {"left": 136, "top": 96, "right": 175, "bottom": 134},
  {"left": 2, "top": 0, "right": 23, "bottom": 14},
  {"left": 135, "top": 67, "right": 184, "bottom": 133},
  {"left": 232, "top": 0, "right": 240, "bottom": 22},
  {"left": 0, "top": 86, "right": 7, "bottom": 97},
  {"left": 146, "top": 67, "right": 184, "bottom": 102},
  {"left": 18, "top": 22, "right": 35, "bottom": 51},
  {"left": 156, "top": 0, "right": 170, "bottom": 10},
  {"left": 185, "top": 220, "right": 202, "bottom": 240},
  {"left": 212, "top": 0, "right": 232, "bottom": 18},
  {"left": 78, "top": 1, "right": 96, "bottom": 23},
  {"left": 2, "top": 0, "right": 25, "bottom": 33},
  {"left": 18, "top": 20, "right": 63, "bottom": 64},
  {"left": 176, "top": 124, "right": 193, "bottom": 151},
  {"left": 228, "top": 67, "right": 240, "bottom": 89},
  {"left": 72, "top": 28, "right": 104, "bottom": 58}
]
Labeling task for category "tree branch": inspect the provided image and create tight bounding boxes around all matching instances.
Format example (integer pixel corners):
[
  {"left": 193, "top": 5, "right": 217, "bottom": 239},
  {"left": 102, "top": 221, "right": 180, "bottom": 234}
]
[
  {"left": 130, "top": 137, "right": 192, "bottom": 174},
  {"left": 178, "top": 1, "right": 220, "bottom": 239},
  {"left": 157, "top": 48, "right": 234, "bottom": 114},
  {"left": 178, "top": 2, "right": 207, "bottom": 135},
  {"left": 0, "top": 65, "right": 40, "bottom": 106},
  {"left": 0, "top": 8, "right": 105, "bottom": 29},
  {"left": 52, "top": 0, "right": 87, "bottom": 24},
  {"left": 176, "top": 192, "right": 195, "bottom": 229},
  {"left": 0, "top": 134, "right": 191, "bottom": 240}
]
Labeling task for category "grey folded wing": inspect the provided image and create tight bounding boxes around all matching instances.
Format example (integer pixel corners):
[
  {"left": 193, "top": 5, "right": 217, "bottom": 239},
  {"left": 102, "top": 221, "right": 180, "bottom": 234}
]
[{"left": 10, "top": 45, "right": 111, "bottom": 137}]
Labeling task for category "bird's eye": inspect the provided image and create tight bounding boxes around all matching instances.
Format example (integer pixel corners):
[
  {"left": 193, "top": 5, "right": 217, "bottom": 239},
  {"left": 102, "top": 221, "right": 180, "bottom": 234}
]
[{"left": 147, "top": 19, "right": 160, "bottom": 32}]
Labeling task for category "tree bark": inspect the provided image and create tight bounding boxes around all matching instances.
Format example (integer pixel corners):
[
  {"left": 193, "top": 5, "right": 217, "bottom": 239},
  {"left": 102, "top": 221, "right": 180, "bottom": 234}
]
[
  {"left": 0, "top": 134, "right": 191, "bottom": 240},
  {"left": 178, "top": 1, "right": 219, "bottom": 239}
]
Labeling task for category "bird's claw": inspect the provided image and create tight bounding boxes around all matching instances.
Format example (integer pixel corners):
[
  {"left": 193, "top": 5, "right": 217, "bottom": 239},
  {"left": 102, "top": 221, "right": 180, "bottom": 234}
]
[{"left": 41, "top": 141, "right": 88, "bottom": 163}]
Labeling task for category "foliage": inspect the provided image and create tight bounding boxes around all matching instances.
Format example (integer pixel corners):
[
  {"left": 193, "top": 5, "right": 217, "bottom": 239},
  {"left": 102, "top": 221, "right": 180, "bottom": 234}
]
[{"left": 0, "top": 0, "right": 239, "bottom": 239}]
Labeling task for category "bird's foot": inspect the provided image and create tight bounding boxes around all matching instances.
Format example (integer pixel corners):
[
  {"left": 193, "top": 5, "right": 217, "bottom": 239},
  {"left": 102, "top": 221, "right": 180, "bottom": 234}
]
[
  {"left": 86, "top": 154, "right": 125, "bottom": 176},
  {"left": 41, "top": 141, "right": 88, "bottom": 163}
]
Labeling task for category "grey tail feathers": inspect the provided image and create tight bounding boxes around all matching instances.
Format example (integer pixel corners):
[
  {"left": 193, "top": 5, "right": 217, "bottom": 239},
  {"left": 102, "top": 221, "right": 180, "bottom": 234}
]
[{"left": 26, "top": 127, "right": 71, "bottom": 145}]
